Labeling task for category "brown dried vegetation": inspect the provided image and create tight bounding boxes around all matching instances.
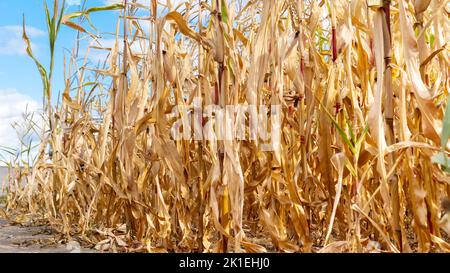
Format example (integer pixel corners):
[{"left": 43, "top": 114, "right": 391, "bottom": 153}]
[{"left": 2, "top": 0, "right": 450, "bottom": 253}]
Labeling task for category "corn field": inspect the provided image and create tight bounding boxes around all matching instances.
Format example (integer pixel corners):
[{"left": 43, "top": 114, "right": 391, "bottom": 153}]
[{"left": 2, "top": 0, "right": 450, "bottom": 253}]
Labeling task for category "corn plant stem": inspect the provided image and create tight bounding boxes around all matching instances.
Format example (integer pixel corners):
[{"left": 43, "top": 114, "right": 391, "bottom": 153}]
[
  {"left": 122, "top": 0, "right": 128, "bottom": 74},
  {"left": 381, "top": 0, "right": 401, "bottom": 250},
  {"left": 330, "top": 0, "right": 337, "bottom": 63},
  {"left": 47, "top": 1, "right": 57, "bottom": 148},
  {"left": 197, "top": 0, "right": 205, "bottom": 253},
  {"left": 121, "top": 0, "right": 135, "bottom": 236},
  {"left": 296, "top": 0, "right": 307, "bottom": 190},
  {"left": 214, "top": 0, "right": 229, "bottom": 253}
]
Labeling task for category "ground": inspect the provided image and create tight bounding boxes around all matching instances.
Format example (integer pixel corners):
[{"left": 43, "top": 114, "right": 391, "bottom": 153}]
[{"left": 0, "top": 205, "right": 95, "bottom": 253}]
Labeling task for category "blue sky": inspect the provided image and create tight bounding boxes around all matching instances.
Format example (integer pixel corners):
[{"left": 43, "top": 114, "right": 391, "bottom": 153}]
[
  {"left": 0, "top": 0, "right": 121, "bottom": 102},
  {"left": 0, "top": 0, "right": 187, "bottom": 163},
  {"left": 0, "top": 0, "right": 128, "bottom": 161}
]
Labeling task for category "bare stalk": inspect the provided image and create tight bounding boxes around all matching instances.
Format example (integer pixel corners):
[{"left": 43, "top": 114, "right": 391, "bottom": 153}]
[
  {"left": 330, "top": 0, "right": 337, "bottom": 62},
  {"left": 382, "top": 0, "right": 401, "bottom": 250},
  {"left": 213, "top": 0, "right": 229, "bottom": 253},
  {"left": 197, "top": 0, "right": 205, "bottom": 253}
]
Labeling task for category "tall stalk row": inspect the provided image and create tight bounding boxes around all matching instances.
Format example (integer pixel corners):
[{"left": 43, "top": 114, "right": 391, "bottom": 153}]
[{"left": 4, "top": 0, "right": 450, "bottom": 253}]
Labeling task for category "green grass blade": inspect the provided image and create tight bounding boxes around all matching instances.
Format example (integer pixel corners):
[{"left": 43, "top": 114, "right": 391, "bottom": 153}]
[
  {"left": 314, "top": 96, "right": 356, "bottom": 154},
  {"left": 22, "top": 16, "right": 49, "bottom": 99},
  {"left": 441, "top": 96, "right": 450, "bottom": 149}
]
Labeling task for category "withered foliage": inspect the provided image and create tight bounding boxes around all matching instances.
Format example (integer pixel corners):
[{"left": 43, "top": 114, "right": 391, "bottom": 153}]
[{"left": 3, "top": 0, "right": 450, "bottom": 253}]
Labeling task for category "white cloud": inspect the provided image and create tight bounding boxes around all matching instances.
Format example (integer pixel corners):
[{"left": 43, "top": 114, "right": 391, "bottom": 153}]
[
  {"left": 1, "top": 25, "right": 45, "bottom": 37},
  {"left": 104, "top": 0, "right": 185, "bottom": 8},
  {"left": 104, "top": 0, "right": 150, "bottom": 4},
  {"left": 67, "top": 0, "right": 81, "bottom": 5},
  {"left": 0, "top": 25, "right": 45, "bottom": 56},
  {"left": 0, "top": 89, "right": 41, "bottom": 164}
]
